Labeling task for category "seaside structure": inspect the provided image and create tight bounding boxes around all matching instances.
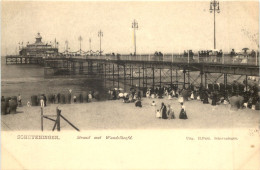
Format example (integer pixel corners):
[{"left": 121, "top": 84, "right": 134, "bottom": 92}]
[
  {"left": 19, "top": 33, "right": 58, "bottom": 58},
  {"left": 43, "top": 52, "right": 259, "bottom": 94}
]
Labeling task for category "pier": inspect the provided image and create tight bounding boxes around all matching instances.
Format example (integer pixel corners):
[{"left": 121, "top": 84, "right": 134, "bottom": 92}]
[{"left": 41, "top": 53, "right": 259, "bottom": 91}]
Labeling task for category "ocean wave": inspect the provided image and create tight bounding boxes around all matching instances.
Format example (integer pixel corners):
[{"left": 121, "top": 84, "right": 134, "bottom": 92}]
[{"left": 1, "top": 77, "right": 43, "bottom": 83}]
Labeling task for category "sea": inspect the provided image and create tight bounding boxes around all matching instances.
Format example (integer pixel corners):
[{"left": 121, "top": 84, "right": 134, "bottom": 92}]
[{"left": 1, "top": 57, "right": 108, "bottom": 103}]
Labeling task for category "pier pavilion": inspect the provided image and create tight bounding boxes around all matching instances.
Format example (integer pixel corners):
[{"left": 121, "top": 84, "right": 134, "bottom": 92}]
[{"left": 19, "top": 33, "right": 58, "bottom": 58}]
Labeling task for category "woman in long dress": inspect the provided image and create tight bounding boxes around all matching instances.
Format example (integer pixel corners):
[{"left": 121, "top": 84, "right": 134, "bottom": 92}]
[
  {"left": 179, "top": 103, "right": 188, "bottom": 119},
  {"left": 190, "top": 91, "right": 194, "bottom": 100},
  {"left": 211, "top": 92, "right": 217, "bottom": 106},
  {"left": 160, "top": 102, "right": 167, "bottom": 119},
  {"left": 203, "top": 90, "right": 209, "bottom": 104}
]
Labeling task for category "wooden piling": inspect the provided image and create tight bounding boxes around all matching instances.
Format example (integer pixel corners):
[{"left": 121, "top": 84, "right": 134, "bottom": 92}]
[{"left": 41, "top": 108, "right": 43, "bottom": 131}]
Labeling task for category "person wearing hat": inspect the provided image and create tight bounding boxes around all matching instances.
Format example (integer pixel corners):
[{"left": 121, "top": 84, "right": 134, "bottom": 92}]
[{"left": 179, "top": 103, "right": 188, "bottom": 119}]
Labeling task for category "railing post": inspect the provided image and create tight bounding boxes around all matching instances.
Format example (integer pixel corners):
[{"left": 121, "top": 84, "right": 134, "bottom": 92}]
[
  {"left": 57, "top": 107, "right": 60, "bottom": 131},
  {"left": 41, "top": 107, "right": 43, "bottom": 131},
  {"left": 198, "top": 51, "right": 200, "bottom": 63},
  {"left": 188, "top": 50, "right": 190, "bottom": 64}
]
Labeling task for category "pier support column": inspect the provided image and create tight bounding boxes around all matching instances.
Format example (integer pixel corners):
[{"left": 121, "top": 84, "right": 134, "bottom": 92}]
[
  {"left": 124, "top": 64, "right": 126, "bottom": 91},
  {"left": 170, "top": 66, "right": 173, "bottom": 85},
  {"left": 108, "top": 63, "right": 111, "bottom": 82},
  {"left": 205, "top": 72, "right": 207, "bottom": 89},
  {"left": 139, "top": 67, "right": 141, "bottom": 89},
  {"left": 224, "top": 73, "right": 227, "bottom": 93},
  {"left": 112, "top": 64, "right": 115, "bottom": 88},
  {"left": 183, "top": 70, "right": 186, "bottom": 89},
  {"left": 79, "top": 62, "right": 83, "bottom": 75},
  {"left": 159, "top": 68, "right": 162, "bottom": 87},
  {"left": 245, "top": 75, "right": 248, "bottom": 91},
  {"left": 129, "top": 65, "right": 132, "bottom": 87},
  {"left": 131, "top": 65, "right": 134, "bottom": 87},
  {"left": 104, "top": 63, "right": 107, "bottom": 87},
  {"left": 72, "top": 62, "right": 76, "bottom": 75},
  {"left": 142, "top": 64, "right": 145, "bottom": 90},
  {"left": 200, "top": 71, "right": 204, "bottom": 88},
  {"left": 152, "top": 67, "right": 155, "bottom": 90},
  {"left": 188, "top": 70, "right": 190, "bottom": 88},
  {"left": 117, "top": 64, "right": 120, "bottom": 89},
  {"left": 145, "top": 68, "right": 148, "bottom": 89},
  {"left": 96, "top": 63, "right": 100, "bottom": 75},
  {"left": 176, "top": 69, "right": 178, "bottom": 89}
]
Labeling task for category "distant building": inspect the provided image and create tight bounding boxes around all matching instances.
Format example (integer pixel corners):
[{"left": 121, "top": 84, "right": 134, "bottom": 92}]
[{"left": 19, "top": 33, "right": 58, "bottom": 57}]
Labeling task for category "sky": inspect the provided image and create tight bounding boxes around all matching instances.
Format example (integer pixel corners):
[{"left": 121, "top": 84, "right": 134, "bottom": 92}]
[{"left": 1, "top": 1, "right": 259, "bottom": 55}]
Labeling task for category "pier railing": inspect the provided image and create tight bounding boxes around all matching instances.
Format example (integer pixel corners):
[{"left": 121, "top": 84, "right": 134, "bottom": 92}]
[
  {"left": 61, "top": 53, "right": 259, "bottom": 66},
  {"left": 6, "top": 53, "right": 259, "bottom": 66}
]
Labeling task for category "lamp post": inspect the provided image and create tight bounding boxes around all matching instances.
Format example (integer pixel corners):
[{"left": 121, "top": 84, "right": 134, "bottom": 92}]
[
  {"left": 78, "top": 36, "right": 83, "bottom": 55},
  {"left": 98, "top": 30, "right": 103, "bottom": 56},
  {"left": 209, "top": 0, "right": 220, "bottom": 49},
  {"left": 65, "top": 40, "right": 69, "bottom": 55},
  {"left": 89, "top": 38, "right": 92, "bottom": 55},
  {"left": 132, "top": 19, "right": 138, "bottom": 56}
]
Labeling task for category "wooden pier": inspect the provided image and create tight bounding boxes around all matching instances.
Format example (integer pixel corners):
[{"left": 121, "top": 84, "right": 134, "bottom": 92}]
[
  {"left": 42, "top": 53, "right": 259, "bottom": 91},
  {"left": 5, "top": 53, "right": 259, "bottom": 91}
]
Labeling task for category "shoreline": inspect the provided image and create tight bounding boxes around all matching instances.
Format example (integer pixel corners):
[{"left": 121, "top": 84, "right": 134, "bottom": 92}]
[{"left": 1, "top": 97, "right": 259, "bottom": 131}]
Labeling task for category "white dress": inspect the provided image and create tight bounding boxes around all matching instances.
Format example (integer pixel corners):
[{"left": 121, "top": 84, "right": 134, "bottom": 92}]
[
  {"left": 190, "top": 93, "right": 194, "bottom": 100},
  {"left": 178, "top": 96, "right": 184, "bottom": 103},
  {"left": 156, "top": 111, "right": 161, "bottom": 118},
  {"left": 146, "top": 91, "right": 150, "bottom": 98}
]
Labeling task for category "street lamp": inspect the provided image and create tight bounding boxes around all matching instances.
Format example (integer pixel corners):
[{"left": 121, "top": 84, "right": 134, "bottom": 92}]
[
  {"left": 209, "top": 0, "right": 220, "bottom": 49},
  {"left": 78, "top": 36, "right": 83, "bottom": 54},
  {"left": 89, "top": 38, "right": 92, "bottom": 55},
  {"left": 65, "top": 40, "right": 69, "bottom": 55},
  {"left": 98, "top": 30, "right": 103, "bottom": 56},
  {"left": 132, "top": 19, "right": 138, "bottom": 56}
]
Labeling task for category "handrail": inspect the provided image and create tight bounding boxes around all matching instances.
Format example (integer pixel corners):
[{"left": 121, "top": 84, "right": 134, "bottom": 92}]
[{"left": 9, "top": 53, "right": 258, "bottom": 66}]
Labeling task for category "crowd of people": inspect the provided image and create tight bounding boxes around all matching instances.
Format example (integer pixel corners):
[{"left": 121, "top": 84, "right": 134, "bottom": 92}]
[
  {"left": 2, "top": 77, "right": 259, "bottom": 117},
  {"left": 1, "top": 94, "right": 22, "bottom": 115},
  {"left": 107, "top": 85, "right": 190, "bottom": 120},
  {"left": 107, "top": 77, "right": 259, "bottom": 121}
]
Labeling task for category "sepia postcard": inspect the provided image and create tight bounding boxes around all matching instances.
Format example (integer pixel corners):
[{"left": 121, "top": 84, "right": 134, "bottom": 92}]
[{"left": 1, "top": 0, "right": 260, "bottom": 169}]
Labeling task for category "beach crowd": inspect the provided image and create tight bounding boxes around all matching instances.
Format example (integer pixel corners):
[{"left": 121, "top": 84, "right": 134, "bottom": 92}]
[{"left": 1, "top": 77, "right": 259, "bottom": 119}]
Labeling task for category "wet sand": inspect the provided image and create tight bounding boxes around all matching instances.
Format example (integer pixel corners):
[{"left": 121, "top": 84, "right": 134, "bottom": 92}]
[{"left": 1, "top": 97, "right": 259, "bottom": 131}]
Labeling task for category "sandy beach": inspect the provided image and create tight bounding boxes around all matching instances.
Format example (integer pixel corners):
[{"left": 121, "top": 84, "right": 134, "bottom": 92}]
[{"left": 1, "top": 97, "right": 259, "bottom": 131}]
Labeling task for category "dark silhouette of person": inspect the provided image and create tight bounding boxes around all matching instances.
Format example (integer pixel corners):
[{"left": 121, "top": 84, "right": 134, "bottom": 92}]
[{"left": 160, "top": 102, "right": 167, "bottom": 119}]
